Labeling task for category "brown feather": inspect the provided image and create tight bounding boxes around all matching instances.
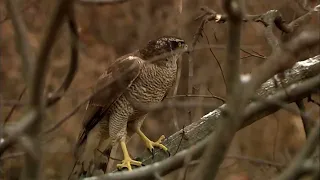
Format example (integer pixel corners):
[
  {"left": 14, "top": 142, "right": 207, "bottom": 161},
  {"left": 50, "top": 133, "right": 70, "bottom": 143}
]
[{"left": 75, "top": 53, "right": 144, "bottom": 153}]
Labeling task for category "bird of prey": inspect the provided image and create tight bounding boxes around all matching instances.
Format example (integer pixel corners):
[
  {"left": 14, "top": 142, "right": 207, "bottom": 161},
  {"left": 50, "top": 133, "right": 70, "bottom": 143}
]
[{"left": 70, "top": 36, "right": 188, "bottom": 178}]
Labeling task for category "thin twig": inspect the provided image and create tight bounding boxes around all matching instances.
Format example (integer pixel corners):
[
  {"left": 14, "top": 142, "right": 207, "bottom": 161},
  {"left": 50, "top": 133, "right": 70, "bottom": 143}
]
[
  {"left": 203, "top": 30, "right": 227, "bottom": 90},
  {"left": 166, "top": 94, "right": 225, "bottom": 103},
  {"left": 3, "top": 86, "right": 26, "bottom": 124},
  {"left": 240, "top": 48, "right": 266, "bottom": 59}
]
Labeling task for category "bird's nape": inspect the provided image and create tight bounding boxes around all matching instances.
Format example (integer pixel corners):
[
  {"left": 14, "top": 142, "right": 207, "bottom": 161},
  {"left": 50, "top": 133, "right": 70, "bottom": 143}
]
[{"left": 139, "top": 35, "right": 188, "bottom": 60}]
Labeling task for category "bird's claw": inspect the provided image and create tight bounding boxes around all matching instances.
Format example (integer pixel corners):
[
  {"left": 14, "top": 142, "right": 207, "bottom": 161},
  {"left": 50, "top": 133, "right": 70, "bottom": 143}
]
[
  {"left": 116, "top": 157, "right": 142, "bottom": 171},
  {"left": 146, "top": 135, "right": 170, "bottom": 158}
]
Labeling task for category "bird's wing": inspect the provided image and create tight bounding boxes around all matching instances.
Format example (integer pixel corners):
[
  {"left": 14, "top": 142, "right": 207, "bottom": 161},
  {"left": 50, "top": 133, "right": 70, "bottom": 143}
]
[{"left": 75, "top": 54, "right": 144, "bottom": 150}]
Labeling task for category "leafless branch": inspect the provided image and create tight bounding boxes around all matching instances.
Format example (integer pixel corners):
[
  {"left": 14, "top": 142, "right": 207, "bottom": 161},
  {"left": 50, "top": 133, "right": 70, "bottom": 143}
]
[
  {"left": 295, "top": 100, "right": 313, "bottom": 137},
  {"left": 3, "top": 86, "right": 26, "bottom": 124},
  {"left": 0, "top": 0, "right": 73, "bottom": 179},
  {"left": 46, "top": 5, "right": 79, "bottom": 107},
  {"left": 20, "top": 0, "right": 72, "bottom": 179},
  {"left": 240, "top": 48, "right": 266, "bottom": 59},
  {"left": 203, "top": 30, "right": 227, "bottom": 88},
  {"left": 5, "top": 0, "right": 34, "bottom": 81},
  {"left": 193, "top": 1, "right": 244, "bottom": 179},
  {"left": 165, "top": 94, "right": 225, "bottom": 103}
]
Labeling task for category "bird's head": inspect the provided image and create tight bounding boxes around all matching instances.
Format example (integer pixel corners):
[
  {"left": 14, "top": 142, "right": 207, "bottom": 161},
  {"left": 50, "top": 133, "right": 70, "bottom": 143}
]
[{"left": 139, "top": 36, "right": 188, "bottom": 62}]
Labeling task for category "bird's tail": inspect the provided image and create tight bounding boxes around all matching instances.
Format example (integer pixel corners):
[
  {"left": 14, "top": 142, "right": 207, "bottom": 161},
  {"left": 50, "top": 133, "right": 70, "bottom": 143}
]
[
  {"left": 68, "top": 129, "right": 89, "bottom": 180},
  {"left": 68, "top": 133, "right": 113, "bottom": 179}
]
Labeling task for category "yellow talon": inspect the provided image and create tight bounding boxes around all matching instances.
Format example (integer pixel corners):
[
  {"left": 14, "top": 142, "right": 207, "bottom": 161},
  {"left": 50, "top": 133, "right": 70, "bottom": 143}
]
[
  {"left": 116, "top": 158, "right": 142, "bottom": 171},
  {"left": 117, "top": 141, "right": 142, "bottom": 171},
  {"left": 137, "top": 129, "right": 170, "bottom": 156}
]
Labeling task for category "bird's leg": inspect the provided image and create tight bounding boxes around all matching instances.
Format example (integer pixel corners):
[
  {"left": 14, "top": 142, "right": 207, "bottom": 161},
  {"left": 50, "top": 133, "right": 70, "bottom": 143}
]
[
  {"left": 136, "top": 128, "right": 170, "bottom": 157},
  {"left": 116, "top": 140, "right": 142, "bottom": 171}
]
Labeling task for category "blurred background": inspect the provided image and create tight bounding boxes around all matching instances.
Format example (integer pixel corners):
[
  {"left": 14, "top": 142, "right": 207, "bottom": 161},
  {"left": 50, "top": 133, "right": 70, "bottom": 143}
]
[{"left": 0, "top": 0, "right": 319, "bottom": 179}]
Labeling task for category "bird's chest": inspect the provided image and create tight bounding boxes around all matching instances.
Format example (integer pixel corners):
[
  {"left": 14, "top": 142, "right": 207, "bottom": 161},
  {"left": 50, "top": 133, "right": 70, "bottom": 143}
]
[{"left": 126, "top": 64, "right": 177, "bottom": 103}]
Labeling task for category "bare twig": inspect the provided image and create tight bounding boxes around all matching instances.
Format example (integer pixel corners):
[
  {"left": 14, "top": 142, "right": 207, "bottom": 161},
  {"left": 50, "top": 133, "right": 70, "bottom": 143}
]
[
  {"left": 166, "top": 94, "right": 225, "bottom": 103},
  {"left": 240, "top": 48, "right": 266, "bottom": 59},
  {"left": 1, "top": 100, "right": 27, "bottom": 106},
  {"left": 3, "top": 86, "right": 26, "bottom": 124},
  {"left": 186, "top": 11, "right": 211, "bottom": 124},
  {"left": 203, "top": 30, "right": 227, "bottom": 89},
  {"left": 202, "top": 5, "right": 318, "bottom": 34}
]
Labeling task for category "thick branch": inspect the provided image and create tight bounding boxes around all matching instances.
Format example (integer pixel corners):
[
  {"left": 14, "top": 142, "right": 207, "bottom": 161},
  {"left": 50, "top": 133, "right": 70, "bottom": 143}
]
[{"left": 194, "top": 0, "right": 244, "bottom": 179}]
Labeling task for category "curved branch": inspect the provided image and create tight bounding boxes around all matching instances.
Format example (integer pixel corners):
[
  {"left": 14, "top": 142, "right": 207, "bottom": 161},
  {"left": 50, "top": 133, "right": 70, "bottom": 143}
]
[
  {"left": 47, "top": 6, "right": 79, "bottom": 107},
  {"left": 5, "top": 0, "right": 34, "bottom": 81}
]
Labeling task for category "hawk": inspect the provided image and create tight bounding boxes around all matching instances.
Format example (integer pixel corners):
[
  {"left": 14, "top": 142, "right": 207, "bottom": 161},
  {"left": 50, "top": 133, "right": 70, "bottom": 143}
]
[{"left": 71, "top": 36, "right": 188, "bottom": 178}]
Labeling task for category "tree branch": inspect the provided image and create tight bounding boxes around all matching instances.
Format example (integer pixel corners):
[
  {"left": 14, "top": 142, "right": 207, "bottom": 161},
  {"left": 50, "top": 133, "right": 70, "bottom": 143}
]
[
  {"left": 194, "top": 0, "right": 244, "bottom": 179},
  {"left": 5, "top": 0, "right": 34, "bottom": 82},
  {"left": 20, "top": 0, "right": 73, "bottom": 179},
  {"left": 46, "top": 6, "right": 79, "bottom": 107}
]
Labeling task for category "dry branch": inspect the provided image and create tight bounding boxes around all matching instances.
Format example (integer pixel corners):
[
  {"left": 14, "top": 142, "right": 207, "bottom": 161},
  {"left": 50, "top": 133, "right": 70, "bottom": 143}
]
[
  {"left": 194, "top": 1, "right": 244, "bottom": 179},
  {"left": 85, "top": 55, "right": 320, "bottom": 180},
  {"left": 5, "top": 0, "right": 34, "bottom": 82},
  {"left": 20, "top": 0, "right": 73, "bottom": 179},
  {"left": 0, "top": 1, "right": 74, "bottom": 179},
  {"left": 46, "top": 7, "right": 79, "bottom": 107}
]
